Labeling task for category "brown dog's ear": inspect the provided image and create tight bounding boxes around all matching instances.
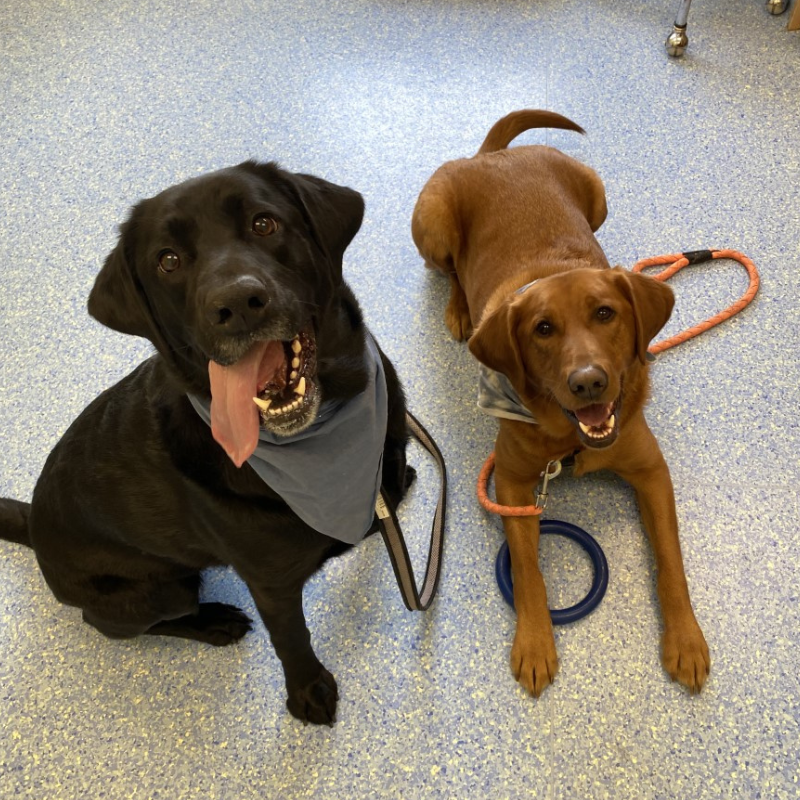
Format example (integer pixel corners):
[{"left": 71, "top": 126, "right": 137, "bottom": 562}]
[
  {"left": 612, "top": 267, "right": 675, "bottom": 363},
  {"left": 88, "top": 219, "right": 158, "bottom": 341},
  {"left": 468, "top": 301, "right": 527, "bottom": 389}
]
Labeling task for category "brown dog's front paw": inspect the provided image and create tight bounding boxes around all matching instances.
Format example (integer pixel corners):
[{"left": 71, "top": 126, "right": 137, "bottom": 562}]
[
  {"left": 662, "top": 623, "right": 710, "bottom": 694},
  {"left": 510, "top": 628, "right": 559, "bottom": 697},
  {"left": 286, "top": 667, "right": 339, "bottom": 725}
]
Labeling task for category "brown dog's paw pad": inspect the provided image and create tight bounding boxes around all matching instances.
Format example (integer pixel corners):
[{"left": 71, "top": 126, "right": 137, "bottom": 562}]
[{"left": 287, "top": 667, "right": 339, "bottom": 726}]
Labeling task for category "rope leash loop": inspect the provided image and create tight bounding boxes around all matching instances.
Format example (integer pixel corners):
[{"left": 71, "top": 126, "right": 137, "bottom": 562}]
[
  {"left": 477, "top": 451, "right": 545, "bottom": 517},
  {"left": 631, "top": 249, "right": 760, "bottom": 354}
]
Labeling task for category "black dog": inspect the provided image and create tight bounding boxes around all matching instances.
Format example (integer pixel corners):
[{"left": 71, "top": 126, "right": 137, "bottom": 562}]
[{"left": 0, "top": 161, "right": 411, "bottom": 725}]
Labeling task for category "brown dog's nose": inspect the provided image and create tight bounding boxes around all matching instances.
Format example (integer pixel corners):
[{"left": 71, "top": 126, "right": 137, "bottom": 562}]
[
  {"left": 568, "top": 365, "right": 608, "bottom": 401},
  {"left": 205, "top": 277, "right": 270, "bottom": 331}
]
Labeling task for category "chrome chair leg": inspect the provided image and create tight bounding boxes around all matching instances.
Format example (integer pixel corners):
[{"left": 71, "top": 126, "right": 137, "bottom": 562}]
[
  {"left": 765, "top": 0, "right": 789, "bottom": 15},
  {"left": 666, "top": 0, "right": 692, "bottom": 57}
]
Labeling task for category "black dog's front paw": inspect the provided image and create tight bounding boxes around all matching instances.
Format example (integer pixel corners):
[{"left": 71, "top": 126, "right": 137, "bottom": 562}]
[{"left": 286, "top": 667, "right": 339, "bottom": 726}]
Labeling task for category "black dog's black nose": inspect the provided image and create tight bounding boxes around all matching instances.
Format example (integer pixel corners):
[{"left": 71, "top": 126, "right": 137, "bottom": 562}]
[
  {"left": 205, "top": 277, "right": 269, "bottom": 331},
  {"left": 568, "top": 365, "right": 608, "bottom": 401}
]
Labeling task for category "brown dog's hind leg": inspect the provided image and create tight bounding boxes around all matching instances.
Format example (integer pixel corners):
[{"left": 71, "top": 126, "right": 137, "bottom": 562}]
[
  {"left": 412, "top": 175, "right": 472, "bottom": 339},
  {"left": 445, "top": 273, "right": 473, "bottom": 341}
]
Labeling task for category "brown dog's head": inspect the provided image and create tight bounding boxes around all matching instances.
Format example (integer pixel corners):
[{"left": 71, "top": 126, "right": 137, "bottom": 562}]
[{"left": 469, "top": 267, "right": 674, "bottom": 449}]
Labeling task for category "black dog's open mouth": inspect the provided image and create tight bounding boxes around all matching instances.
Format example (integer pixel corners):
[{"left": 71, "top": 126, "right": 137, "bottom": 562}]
[
  {"left": 563, "top": 398, "right": 620, "bottom": 448},
  {"left": 252, "top": 330, "right": 319, "bottom": 430},
  {"left": 208, "top": 326, "right": 322, "bottom": 467}
]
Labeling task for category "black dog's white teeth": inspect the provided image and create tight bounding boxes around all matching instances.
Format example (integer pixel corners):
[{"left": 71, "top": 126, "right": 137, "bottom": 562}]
[
  {"left": 266, "top": 397, "right": 304, "bottom": 417},
  {"left": 253, "top": 393, "right": 305, "bottom": 418},
  {"left": 252, "top": 335, "right": 312, "bottom": 420}
]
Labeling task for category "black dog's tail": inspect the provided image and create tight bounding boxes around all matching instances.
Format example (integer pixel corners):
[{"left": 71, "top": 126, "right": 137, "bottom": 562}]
[{"left": 0, "top": 499, "right": 33, "bottom": 547}]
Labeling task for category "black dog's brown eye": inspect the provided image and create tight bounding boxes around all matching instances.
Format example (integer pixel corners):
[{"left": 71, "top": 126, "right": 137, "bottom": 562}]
[
  {"left": 596, "top": 306, "right": 615, "bottom": 321},
  {"left": 535, "top": 320, "right": 553, "bottom": 337},
  {"left": 158, "top": 250, "right": 180, "bottom": 273},
  {"left": 252, "top": 215, "right": 278, "bottom": 236}
]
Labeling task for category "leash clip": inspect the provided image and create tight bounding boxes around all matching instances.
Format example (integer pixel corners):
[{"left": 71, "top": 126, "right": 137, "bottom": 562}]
[{"left": 534, "top": 460, "right": 562, "bottom": 509}]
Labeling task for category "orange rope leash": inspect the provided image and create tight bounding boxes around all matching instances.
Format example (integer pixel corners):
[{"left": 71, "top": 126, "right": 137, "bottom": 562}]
[
  {"left": 477, "top": 451, "right": 545, "bottom": 517},
  {"left": 632, "top": 249, "right": 760, "bottom": 354},
  {"left": 477, "top": 249, "right": 760, "bottom": 516}
]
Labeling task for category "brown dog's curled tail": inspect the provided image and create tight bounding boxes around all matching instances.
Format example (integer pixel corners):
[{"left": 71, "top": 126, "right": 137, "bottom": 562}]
[
  {"left": 477, "top": 109, "right": 585, "bottom": 154},
  {"left": 0, "top": 498, "right": 32, "bottom": 547}
]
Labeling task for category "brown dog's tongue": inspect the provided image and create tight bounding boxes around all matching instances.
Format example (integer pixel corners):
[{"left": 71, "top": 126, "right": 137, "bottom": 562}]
[
  {"left": 575, "top": 403, "right": 613, "bottom": 427},
  {"left": 208, "top": 341, "right": 283, "bottom": 467}
]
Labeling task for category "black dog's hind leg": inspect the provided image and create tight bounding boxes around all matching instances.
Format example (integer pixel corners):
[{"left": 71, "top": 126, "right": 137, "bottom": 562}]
[
  {"left": 80, "top": 573, "right": 252, "bottom": 646},
  {"left": 144, "top": 603, "right": 253, "bottom": 645}
]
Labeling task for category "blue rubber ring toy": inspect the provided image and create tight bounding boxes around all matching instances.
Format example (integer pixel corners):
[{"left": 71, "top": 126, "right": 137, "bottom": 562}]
[{"left": 495, "top": 519, "right": 609, "bottom": 625}]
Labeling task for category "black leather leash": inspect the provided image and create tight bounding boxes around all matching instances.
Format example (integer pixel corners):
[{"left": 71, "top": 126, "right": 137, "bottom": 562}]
[{"left": 376, "top": 411, "right": 447, "bottom": 611}]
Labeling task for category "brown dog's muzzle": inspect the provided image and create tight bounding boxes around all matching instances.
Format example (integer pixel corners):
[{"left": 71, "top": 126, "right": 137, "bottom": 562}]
[{"left": 562, "top": 366, "right": 621, "bottom": 448}]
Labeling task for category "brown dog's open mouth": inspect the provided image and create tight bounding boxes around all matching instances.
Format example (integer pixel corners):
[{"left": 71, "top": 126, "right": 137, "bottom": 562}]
[
  {"left": 563, "top": 399, "right": 620, "bottom": 449},
  {"left": 208, "top": 328, "right": 320, "bottom": 467}
]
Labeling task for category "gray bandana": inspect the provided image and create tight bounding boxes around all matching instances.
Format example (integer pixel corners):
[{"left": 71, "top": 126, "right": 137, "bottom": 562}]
[
  {"left": 188, "top": 334, "right": 387, "bottom": 544},
  {"left": 477, "top": 365, "right": 536, "bottom": 424},
  {"left": 476, "top": 278, "right": 538, "bottom": 425}
]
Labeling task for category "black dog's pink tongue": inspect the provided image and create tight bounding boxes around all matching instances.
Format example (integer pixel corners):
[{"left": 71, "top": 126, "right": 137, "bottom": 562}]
[
  {"left": 208, "top": 341, "right": 284, "bottom": 467},
  {"left": 575, "top": 403, "right": 613, "bottom": 427}
]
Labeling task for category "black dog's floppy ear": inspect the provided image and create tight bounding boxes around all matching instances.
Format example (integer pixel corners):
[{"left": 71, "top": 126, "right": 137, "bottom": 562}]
[
  {"left": 88, "top": 218, "right": 155, "bottom": 340},
  {"left": 287, "top": 172, "right": 365, "bottom": 283}
]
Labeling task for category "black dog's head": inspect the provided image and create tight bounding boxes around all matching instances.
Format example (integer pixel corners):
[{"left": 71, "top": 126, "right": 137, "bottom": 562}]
[{"left": 89, "top": 161, "right": 365, "bottom": 466}]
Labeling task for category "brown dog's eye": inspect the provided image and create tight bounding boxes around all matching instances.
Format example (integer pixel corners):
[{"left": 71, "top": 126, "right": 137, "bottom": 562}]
[
  {"left": 535, "top": 320, "right": 553, "bottom": 337},
  {"left": 596, "top": 306, "right": 615, "bottom": 321},
  {"left": 158, "top": 250, "right": 180, "bottom": 273},
  {"left": 252, "top": 215, "right": 278, "bottom": 236}
]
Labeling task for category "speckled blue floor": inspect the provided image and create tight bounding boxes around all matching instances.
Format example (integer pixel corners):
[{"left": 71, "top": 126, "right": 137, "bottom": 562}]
[{"left": 2, "top": 1, "right": 799, "bottom": 798}]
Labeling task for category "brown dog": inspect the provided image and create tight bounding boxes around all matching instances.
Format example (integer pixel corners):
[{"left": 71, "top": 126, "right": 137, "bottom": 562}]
[{"left": 412, "top": 110, "right": 709, "bottom": 697}]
